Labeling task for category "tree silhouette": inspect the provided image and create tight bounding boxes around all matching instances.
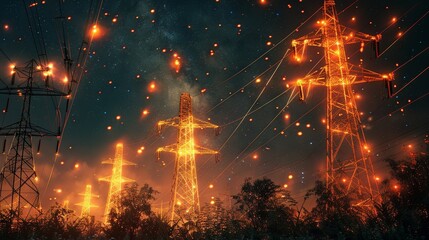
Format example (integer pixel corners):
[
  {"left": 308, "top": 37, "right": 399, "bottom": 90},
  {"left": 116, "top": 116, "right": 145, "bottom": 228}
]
[
  {"left": 105, "top": 183, "right": 157, "bottom": 240},
  {"left": 232, "top": 177, "right": 297, "bottom": 239}
]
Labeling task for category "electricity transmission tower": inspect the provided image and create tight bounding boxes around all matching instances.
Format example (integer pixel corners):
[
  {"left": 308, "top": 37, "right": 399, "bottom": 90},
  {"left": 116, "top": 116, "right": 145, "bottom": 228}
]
[
  {"left": 0, "top": 0, "right": 102, "bottom": 220},
  {"left": 291, "top": 0, "right": 393, "bottom": 208},
  {"left": 0, "top": 60, "right": 66, "bottom": 219},
  {"left": 157, "top": 93, "right": 219, "bottom": 222},
  {"left": 99, "top": 143, "right": 135, "bottom": 224},
  {"left": 76, "top": 184, "right": 98, "bottom": 217}
]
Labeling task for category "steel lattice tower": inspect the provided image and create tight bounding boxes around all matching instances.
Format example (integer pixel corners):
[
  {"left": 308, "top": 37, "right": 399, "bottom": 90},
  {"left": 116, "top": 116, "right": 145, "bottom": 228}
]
[
  {"left": 76, "top": 184, "right": 98, "bottom": 217},
  {"left": 0, "top": 60, "right": 67, "bottom": 219},
  {"left": 99, "top": 143, "right": 134, "bottom": 224},
  {"left": 291, "top": 0, "right": 393, "bottom": 208},
  {"left": 157, "top": 93, "right": 219, "bottom": 222}
]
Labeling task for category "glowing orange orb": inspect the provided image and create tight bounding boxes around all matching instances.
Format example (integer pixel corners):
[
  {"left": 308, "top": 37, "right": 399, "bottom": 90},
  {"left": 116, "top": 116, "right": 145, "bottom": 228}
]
[{"left": 142, "top": 109, "right": 149, "bottom": 117}]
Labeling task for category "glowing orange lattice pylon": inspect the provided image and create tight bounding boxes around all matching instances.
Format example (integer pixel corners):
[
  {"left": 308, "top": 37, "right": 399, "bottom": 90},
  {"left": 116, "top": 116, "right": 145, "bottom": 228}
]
[
  {"left": 76, "top": 184, "right": 98, "bottom": 217},
  {"left": 291, "top": 0, "right": 394, "bottom": 211},
  {"left": 99, "top": 143, "right": 135, "bottom": 224},
  {"left": 157, "top": 93, "right": 219, "bottom": 223}
]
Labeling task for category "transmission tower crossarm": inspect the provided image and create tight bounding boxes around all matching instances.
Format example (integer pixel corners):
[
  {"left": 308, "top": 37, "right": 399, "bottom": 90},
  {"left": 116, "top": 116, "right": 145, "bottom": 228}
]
[
  {"left": 341, "top": 25, "right": 381, "bottom": 44},
  {"left": 193, "top": 145, "right": 218, "bottom": 155},
  {"left": 292, "top": 31, "right": 323, "bottom": 48},
  {"left": 98, "top": 176, "right": 111, "bottom": 182},
  {"left": 296, "top": 68, "right": 327, "bottom": 100},
  {"left": 292, "top": 31, "right": 323, "bottom": 62},
  {"left": 0, "top": 87, "right": 67, "bottom": 96},
  {"left": 99, "top": 175, "right": 135, "bottom": 182},
  {"left": 349, "top": 65, "right": 394, "bottom": 84},
  {"left": 193, "top": 118, "right": 219, "bottom": 129},
  {"left": 297, "top": 68, "right": 327, "bottom": 86},
  {"left": 121, "top": 176, "right": 135, "bottom": 183},
  {"left": 101, "top": 158, "right": 114, "bottom": 164},
  {"left": 157, "top": 144, "right": 178, "bottom": 154},
  {"left": 102, "top": 158, "right": 136, "bottom": 166},
  {"left": 157, "top": 117, "right": 180, "bottom": 132}
]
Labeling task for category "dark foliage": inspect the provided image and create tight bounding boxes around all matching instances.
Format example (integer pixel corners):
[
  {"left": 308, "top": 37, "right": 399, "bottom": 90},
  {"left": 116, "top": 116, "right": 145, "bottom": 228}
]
[{"left": 1, "top": 155, "right": 428, "bottom": 239}]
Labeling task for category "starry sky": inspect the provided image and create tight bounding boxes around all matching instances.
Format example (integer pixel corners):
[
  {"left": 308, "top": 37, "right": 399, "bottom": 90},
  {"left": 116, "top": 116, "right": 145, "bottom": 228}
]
[{"left": 1, "top": 0, "right": 428, "bottom": 218}]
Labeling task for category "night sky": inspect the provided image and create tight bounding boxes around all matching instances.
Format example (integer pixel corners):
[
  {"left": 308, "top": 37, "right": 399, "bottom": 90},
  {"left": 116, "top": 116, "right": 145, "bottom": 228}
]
[{"left": 1, "top": 0, "right": 428, "bottom": 219}]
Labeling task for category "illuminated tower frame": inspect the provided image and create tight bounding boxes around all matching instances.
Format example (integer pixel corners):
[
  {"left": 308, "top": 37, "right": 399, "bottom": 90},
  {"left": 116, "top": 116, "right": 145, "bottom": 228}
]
[
  {"left": 76, "top": 184, "right": 98, "bottom": 217},
  {"left": 291, "top": 0, "right": 393, "bottom": 208},
  {"left": 157, "top": 93, "right": 219, "bottom": 222},
  {"left": 99, "top": 143, "right": 134, "bottom": 224}
]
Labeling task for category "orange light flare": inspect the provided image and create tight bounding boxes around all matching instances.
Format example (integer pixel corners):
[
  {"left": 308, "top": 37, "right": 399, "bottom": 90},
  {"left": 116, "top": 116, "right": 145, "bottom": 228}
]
[
  {"left": 137, "top": 146, "right": 144, "bottom": 154},
  {"left": 209, "top": 184, "right": 214, "bottom": 189},
  {"left": 171, "top": 53, "right": 182, "bottom": 73},
  {"left": 252, "top": 154, "right": 258, "bottom": 160},
  {"left": 141, "top": 109, "right": 150, "bottom": 118},
  {"left": 4, "top": 24, "right": 9, "bottom": 30},
  {"left": 89, "top": 24, "right": 104, "bottom": 40},
  {"left": 74, "top": 163, "right": 80, "bottom": 169},
  {"left": 284, "top": 113, "right": 290, "bottom": 120},
  {"left": 259, "top": 0, "right": 268, "bottom": 5},
  {"left": 288, "top": 174, "right": 293, "bottom": 180},
  {"left": 147, "top": 81, "right": 157, "bottom": 93},
  {"left": 363, "top": 144, "right": 371, "bottom": 153},
  {"left": 293, "top": 55, "right": 303, "bottom": 63},
  {"left": 9, "top": 64, "right": 16, "bottom": 74},
  {"left": 42, "top": 63, "right": 54, "bottom": 77}
]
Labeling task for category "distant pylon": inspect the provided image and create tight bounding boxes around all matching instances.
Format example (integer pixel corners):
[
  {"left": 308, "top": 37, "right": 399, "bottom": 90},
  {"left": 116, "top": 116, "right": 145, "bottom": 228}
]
[
  {"left": 291, "top": 0, "right": 394, "bottom": 209},
  {"left": 157, "top": 93, "right": 219, "bottom": 222},
  {"left": 63, "top": 200, "right": 69, "bottom": 209},
  {"left": 99, "top": 143, "right": 135, "bottom": 224},
  {"left": 76, "top": 184, "right": 98, "bottom": 217}
]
